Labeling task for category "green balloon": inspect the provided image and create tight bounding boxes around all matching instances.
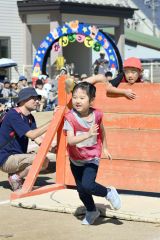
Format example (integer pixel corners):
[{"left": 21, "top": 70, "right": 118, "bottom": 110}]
[
  {"left": 93, "top": 42, "right": 101, "bottom": 52},
  {"left": 68, "top": 34, "right": 76, "bottom": 43}
]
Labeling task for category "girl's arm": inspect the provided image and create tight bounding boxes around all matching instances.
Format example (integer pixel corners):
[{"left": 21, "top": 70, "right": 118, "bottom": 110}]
[
  {"left": 100, "top": 122, "right": 112, "bottom": 160},
  {"left": 67, "top": 124, "right": 99, "bottom": 146}
]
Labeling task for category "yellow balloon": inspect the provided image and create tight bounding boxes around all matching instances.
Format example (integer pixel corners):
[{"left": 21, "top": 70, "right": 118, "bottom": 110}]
[
  {"left": 84, "top": 36, "right": 94, "bottom": 48},
  {"left": 59, "top": 36, "right": 69, "bottom": 47}
]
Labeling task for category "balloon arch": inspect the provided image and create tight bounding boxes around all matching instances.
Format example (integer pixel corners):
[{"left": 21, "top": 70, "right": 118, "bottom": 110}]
[{"left": 32, "top": 20, "right": 122, "bottom": 81}]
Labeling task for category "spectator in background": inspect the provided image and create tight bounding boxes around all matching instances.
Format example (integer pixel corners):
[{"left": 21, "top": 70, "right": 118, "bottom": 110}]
[
  {"left": 2, "top": 78, "right": 10, "bottom": 97},
  {"left": 27, "top": 80, "right": 33, "bottom": 88},
  {"left": 92, "top": 51, "right": 109, "bottom": 75},
  {"left": 18, "top": 75, "right": 28, "bottom": 89},
  {"left": 38, "top": 74, "right": 48, "bottom": 84},
  {"left": 10, "top": 79, "right": 19, "bottom": 93},
  {"left": 10, "top": 79, "right": 19, "bottom": 105},
  {"left": 43, "top": 77, "right": 52, "bottom": 95},
  {"left": 105, "top": 71, "right": 113, "bottom": 81},
  {"left": 1, "top": 79, "right": 11, "bottom": 106},
  {"left": 35, "top": 79, "right": 48, "bottom": 111}
]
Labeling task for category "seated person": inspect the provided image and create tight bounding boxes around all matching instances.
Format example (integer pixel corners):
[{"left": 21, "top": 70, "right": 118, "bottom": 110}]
[
  {"left": 92, "top": 51, "right": 109, "bottom": 75},
  {"left": 35, "top": 80, "right": 48, "bottom": 111}
]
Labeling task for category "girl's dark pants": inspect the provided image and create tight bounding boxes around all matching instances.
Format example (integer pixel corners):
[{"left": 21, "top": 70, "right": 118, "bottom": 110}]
[{"left": 70, "top": 162, "right": 108, "bottom": 211}]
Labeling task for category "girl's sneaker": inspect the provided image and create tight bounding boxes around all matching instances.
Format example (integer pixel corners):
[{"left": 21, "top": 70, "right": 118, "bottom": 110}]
[
  {"left": 82, "top": 209, "right": 100, "bottom": 225},
  {"left": 106, "top": 187, "right": 121, "bottom": 210}
]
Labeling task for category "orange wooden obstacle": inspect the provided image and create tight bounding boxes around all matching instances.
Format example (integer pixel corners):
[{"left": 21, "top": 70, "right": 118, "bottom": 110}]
[{"left": 11, "top": 77, "right": 160, "bottom": 200}]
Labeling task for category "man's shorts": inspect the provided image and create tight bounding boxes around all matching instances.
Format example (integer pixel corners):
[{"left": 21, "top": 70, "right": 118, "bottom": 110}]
[{"left": 0, "top": 153, "right": 36, "bottom": 174}]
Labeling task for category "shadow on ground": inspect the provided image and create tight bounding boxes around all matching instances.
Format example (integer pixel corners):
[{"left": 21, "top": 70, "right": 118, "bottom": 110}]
[{"left": 0, "top": 161, "right": 56, "bottom": 190}]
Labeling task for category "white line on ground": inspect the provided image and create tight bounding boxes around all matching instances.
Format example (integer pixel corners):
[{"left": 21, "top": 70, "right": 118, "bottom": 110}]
[{"left": 0, "top": 200, "right": 10, "bottom": 205}]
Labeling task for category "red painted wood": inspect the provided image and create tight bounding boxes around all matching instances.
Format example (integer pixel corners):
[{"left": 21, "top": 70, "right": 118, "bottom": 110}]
[
  {"left": 11, "top": 80, "right": 160, "bottom": 200},
  {"left": 103, "top": 113, "right": 160, "bottom": 129},
  {"left": 94, "top": 83, "right": 160, "bottom": 114},
  {"left": 64, "top": 83, "right": 160, "bottom": 193},
  {"left": 64, "top": 157, "right": 160, "bottom": 192}
]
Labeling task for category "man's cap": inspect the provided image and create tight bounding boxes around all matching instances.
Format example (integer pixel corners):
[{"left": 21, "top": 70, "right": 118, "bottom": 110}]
[
  {"left": 123, "top": 57, "right": 142, "bottom": 70},
  {"left": 17, "top": 87, "right": 41, "bottom": 104},
  {"left": 19, "top": 75, "right": 27, "bottom": 81}
]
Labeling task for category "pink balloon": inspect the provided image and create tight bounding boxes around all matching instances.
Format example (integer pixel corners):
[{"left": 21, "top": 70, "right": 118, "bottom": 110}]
[{"left": 76, "top": 34, "right": 85, "bottom": 43}]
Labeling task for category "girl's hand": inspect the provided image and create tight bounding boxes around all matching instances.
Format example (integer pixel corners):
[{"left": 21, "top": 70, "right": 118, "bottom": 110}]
[
  {"left": 103, "top": 148, "right": 112, "bottom": 160},
  {"left": 88, "top": 124, "right": 99, "bottom": 137}
]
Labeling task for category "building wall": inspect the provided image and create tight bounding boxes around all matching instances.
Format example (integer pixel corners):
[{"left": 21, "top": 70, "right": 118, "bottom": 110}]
[
  {"left": 0, "top": 0, "right": 25, "bottom": 80},
  {"left": 31, "top": 25, "right": 50, "bottom": 62},
  {"left": 125, "top": 0, "right": 160, "bottom": 37}
]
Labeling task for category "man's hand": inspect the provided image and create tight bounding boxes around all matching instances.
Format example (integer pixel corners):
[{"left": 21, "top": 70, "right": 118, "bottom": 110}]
[{"left": 53, "top": 106, "right": 60, "bottom": 113}]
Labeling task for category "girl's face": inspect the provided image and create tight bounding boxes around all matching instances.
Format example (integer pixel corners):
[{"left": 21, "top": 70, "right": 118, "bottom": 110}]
[
  {"left": 124, "top": 67, "right": 141, "bottom": 84},
  {"left": 72, "top": 88, "right": 91, "bottom": 116}
]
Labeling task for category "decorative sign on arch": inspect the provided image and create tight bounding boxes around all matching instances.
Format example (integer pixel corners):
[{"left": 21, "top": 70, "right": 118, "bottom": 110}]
[{"left": 32, "top": 20, "right": 122, "bottom": 80}]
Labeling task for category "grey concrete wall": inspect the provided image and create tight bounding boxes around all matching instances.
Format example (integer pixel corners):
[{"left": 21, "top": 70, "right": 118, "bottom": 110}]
[{"left": 63, "top": 42, "right": 92, "bottom": 76}]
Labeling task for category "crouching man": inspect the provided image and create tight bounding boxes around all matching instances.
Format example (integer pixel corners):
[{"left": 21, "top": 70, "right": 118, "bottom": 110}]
[{"left": 0, "top": 87, "right": 56, "bottom": 191}]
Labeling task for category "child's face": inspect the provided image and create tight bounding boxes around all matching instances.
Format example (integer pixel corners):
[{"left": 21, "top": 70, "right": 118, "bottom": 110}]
[
  {"left": 124, "top": 67, "right": 141, "bottom": 84},
  {"left": 22, "top": 80, "right": 27, "bottom": 86},
  {"left": 72, "top": 88, "right": 91, "bottom": 115}
]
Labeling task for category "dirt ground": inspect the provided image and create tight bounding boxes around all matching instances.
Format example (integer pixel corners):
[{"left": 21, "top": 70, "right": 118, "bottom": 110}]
[{"left": 0, "top": 112, "right": 160, "bottom": 240}]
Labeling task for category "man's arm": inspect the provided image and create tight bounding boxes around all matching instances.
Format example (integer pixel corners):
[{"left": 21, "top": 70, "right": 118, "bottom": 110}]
[
  {"left": 25, "top": 106, "right": 59, "bottom": 141},
  {"left": 25, "top": 121, "right": 50, "bottom": 140}
]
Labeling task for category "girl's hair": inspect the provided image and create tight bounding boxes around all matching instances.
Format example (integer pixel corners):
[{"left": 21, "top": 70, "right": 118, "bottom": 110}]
[{"left": 72, "top": 82, "right": 96, "bottom": 101}]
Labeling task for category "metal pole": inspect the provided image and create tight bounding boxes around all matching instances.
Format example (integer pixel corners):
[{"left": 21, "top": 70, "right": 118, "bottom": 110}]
[{"left": 151, "top": 0, "right": 157, "bottom": 36}]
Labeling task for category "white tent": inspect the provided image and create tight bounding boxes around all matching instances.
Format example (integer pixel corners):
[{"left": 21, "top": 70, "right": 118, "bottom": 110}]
[{"left": 0, "top": 58, "right": 17, "bottom": 68}]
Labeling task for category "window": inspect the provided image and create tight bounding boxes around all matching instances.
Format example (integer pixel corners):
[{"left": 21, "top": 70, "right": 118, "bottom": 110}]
[
  {"left": 0, "top": 38, "right": 11, "bottom": 81},
  {"left": 0, "top": 38, "right": 10, "bottom": 58}
]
